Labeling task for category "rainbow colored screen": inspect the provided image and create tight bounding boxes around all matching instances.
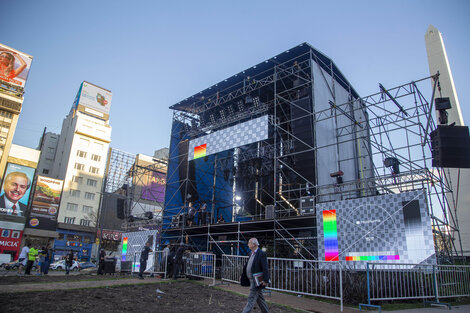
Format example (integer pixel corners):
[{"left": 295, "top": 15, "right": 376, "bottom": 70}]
[
  {"left": 194, "top": 144, "right": 207, "bottom": 159},
  {"left": 122, "top": 237, "right": 128, "bottom": 261},
  {"left": 323, "top": 210, "right": 339, "bottom": 261},
  {"left": 345, "top": 255, "right": 400, "bottom": 261}
]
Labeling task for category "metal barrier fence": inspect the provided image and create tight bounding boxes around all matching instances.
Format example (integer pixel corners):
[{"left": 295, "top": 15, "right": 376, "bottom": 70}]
[
  {"left": 222, "top": 255, "right": 343, "bottom": 311},
  {"left": 132, "top": 251, "right": 168, "bottom": 278},
  {"left": 360, "top": 263, "right": 470, "bottom": 311},
  {"left": 184, "top": 252, "right": 216, "bottom": 285}
]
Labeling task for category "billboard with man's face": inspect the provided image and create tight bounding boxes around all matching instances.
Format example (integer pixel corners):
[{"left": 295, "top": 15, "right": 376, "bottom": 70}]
[
  {"left": 73, "top": 81, "right": 112, "bottom": 120},
  {"left": 0, "top": 163, "right": 35, "bottom": 217},
  {"left": 0, "top": 43, "right": 33, "bottom": 88}
]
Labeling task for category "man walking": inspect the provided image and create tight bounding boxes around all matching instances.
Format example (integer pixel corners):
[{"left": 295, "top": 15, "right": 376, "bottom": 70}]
[
  {"left": 139, "top": 242, "right": 152, "bottom": 279},
  {"left": 17, "top": 243, "right": 30, "bottom": 276},
  {"left": 242, "top": 238, "right": 270, "bottom": 313}
]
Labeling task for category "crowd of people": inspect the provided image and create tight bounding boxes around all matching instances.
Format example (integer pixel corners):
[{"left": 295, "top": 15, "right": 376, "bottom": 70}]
[{"left": 16, "top": 243, "right": 76, "bottom": 276}]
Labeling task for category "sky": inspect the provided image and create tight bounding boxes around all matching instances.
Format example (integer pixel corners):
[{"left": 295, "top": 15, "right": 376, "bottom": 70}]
[{"left": 1, "top": 0, "right": 469, "bottom": 156}]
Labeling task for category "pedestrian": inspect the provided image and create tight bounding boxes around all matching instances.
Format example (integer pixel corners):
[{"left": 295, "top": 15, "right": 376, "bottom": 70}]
[
  {"left": 25, "top": 243, "right": 39, "bottom": 275},
  {"left": 139, "top": 242, "right": 152, "bottom": 279},
  {"left": 167, "top": 246, "right": 175, "bottom": 278},
  {"left": 97, "top": 249, "right": 105, "bottom": 275},
  {"left": 43, "top": 246, "right": 52, "bottom": 275},
  {"left": 241, "top": 238, "right": 270, "bottom": 313},
  {"left": 198, "top": 201, "right": 207, "bottom": 225},
  {"left": 17, "top": 243, "right": 30, "bottom": 276},
  {"left": 65, "top": 250, "right": 74, "bottom": 275},
  {"left": 172, "top": 242, "right": 185, "bottom": 279},
  {"left": 37, "top": 246, "right": 46, "bottom": 275}
]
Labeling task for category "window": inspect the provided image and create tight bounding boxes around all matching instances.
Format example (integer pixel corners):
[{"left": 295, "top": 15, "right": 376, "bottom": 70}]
[
  {"left": 69, "top": 189, "right": 80, "bottom": 197},
  {"left": 42, "top": 169, "right": 49, "bottom": 174},
  {"left": 84, "top": 192, "right": 95, "bottom": 200},
  {"left": 79, "top": 138, "right": 89, "bottom": 146},
  {"left": 64, "top": 217, "right": 75, "bottom": 224},
  {"left": 66, "top": 203, "right": 78, "bottom": 211},
  {"left": 74, "top": 163, "right": 85, "bottom": 170},
  {"left": 91, "top": 154, "right": 101, "bottom": 162},
  {"left": 76, "top": 150, "right": 87, "bottom": 158},
  {"left": 72, "top": 176, "right": 83, "bottom": 184},
  {"left": 58, "top": 233, "right": 66, "bottom": 241},
  {"left": 47, "top": 147, "right": 55, "bottom": 153},
  {"left": 89, "top": 166, "right": 99, "bottom": 174},
  {"left": 86, "top": 179, "right": 97, "bottom": 187},
  {"left": 82, "top": 205, "right": 93, "bottom": 213},
  {"left": 80, "top": 219, "right": 91, "bottom": 227},
  {"left": 45, "top": 158, "right": 53, "bottom": 161},
  {"left": 93, "top": 142, "right": 104, "bottom": 151}
]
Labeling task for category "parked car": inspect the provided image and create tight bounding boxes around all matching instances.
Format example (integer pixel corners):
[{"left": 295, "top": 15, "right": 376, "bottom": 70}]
[
  {"left": 79, "top": 262, "right": 96, "bottom": 270},
  {"left": 49, "top": 260, "right": 80, "bottom": 271}
]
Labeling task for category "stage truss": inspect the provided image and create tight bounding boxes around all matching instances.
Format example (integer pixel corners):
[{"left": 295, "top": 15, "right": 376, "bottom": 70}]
[{"left": 162, "top": 44, "right": 461, "bottom": 262}]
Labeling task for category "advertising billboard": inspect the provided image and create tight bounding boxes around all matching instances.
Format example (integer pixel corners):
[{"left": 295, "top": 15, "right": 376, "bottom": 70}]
[
  {"left": 26, "top": 176, "right": 63, "bottom": 231},
  {"left": 73, "top": 81, "right": 112, "bottom": 120},
  {"left": 0, "top": 163, "right": 35, "bottom": 217},
  {"left": 0, "top": 43, "right": 33, "bottom": 88},
  {"left": 142, "top": 171, "right": 166, "bottom": 203}
]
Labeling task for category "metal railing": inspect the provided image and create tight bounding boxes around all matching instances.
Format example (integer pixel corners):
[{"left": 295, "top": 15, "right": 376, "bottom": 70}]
[
  {"left": 184, "top": 252, "right": 216, "bottom": 285},
  {"left": 153, "top": 251, "right": 169, "bottom": 278},
  {"left": 222, "top": 255, "right": 343, "bottom": 311},
  {"left": 360, "top": 263, "right": 470, "bottom": 311}
]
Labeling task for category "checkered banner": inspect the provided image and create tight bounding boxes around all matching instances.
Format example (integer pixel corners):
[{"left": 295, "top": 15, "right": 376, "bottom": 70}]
[
  {"left": 188, "top": 115, "right": 269, "bottom": 161},
  {"left": 317, "top": 189, "right": 436, "bottom": 268}
]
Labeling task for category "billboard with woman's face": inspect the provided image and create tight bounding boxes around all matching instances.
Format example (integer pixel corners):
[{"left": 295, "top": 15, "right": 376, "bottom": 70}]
[
  {"left": 0, "top": 163, "right": 35, "bottom": 217},
  {"left": 0, "top": 43, "right": 33, "bottom": 88}
]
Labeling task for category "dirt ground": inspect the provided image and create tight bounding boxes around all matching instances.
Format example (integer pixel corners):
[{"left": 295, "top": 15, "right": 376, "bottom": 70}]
[{"left": 0, "top": 275, "right": 300, "bottom": 313}]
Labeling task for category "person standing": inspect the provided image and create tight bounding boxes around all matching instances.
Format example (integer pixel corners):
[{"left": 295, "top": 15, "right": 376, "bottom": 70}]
[
  {"left": 97, "top": 249, "right": 105, "bottom": 275},
  {"left": 198, "top": 201, "right": 207, "bottom": 225},
  {"left": 139, "top": 242, "right": 152, "bottom": 279},
  {"left": 17, "top": 243, "right": 30, "bottom": 276},
  {"left": 172, "top": 243, "right": 185, "bottom": 279},
  {"left": 25, "top": 244, "right": 38, "bottom": 275},
  {"left": 37, "top": 247, "right": 46, "bottom": 275},
  {"left": 43, "top": 246, "right": 52, "bottom": 275},
  {"left": 187, "top": 202, "right": 196, "bottom": 227},
  {"left": 65, "top": 250, "right": 74, "bottom": 275},
  {"left": 162, "top": 244, "right": 170, "bottom": 276},
  {"left": 241, "top": 238, "right": 270, "bottom": 313}
]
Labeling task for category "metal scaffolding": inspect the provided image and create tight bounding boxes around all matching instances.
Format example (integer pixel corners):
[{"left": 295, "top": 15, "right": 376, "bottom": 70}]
[{"left": 162, "top": 43, "right": 461, "bottom": 262}]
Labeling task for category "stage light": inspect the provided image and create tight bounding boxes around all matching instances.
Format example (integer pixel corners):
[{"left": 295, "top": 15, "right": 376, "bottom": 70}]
[
  {"left": 235, "top": 195, "right": 242, "bottom": 201},
  {"left": 384, "top": 157, "right": 400, "bottom": 175}
]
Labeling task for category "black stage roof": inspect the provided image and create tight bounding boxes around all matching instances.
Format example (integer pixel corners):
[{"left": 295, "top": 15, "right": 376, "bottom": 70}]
[{"left": 170, "top": 42, "right": 360, "bottom": 113}]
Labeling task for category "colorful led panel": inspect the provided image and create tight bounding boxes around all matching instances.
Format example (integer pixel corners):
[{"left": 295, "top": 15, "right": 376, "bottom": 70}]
[
  {"left": 345, "top": 255, "right": 400, "bottom": 261},
  {"left": 323, "top": 209, "right": 339, "bottom": 261},
  {"left": 122, "top": 237, "right": 128, "bottom": 261},
  {"left": 194, "top": 144, "right": 207, "bottom": 159}
]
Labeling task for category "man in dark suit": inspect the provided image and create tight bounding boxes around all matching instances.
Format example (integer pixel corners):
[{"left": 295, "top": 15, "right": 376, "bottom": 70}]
[
  {"left": 139, "top": 242, "right": 152, "bottom": 279},
  {"left": 172, "top": 242, "right": 185, "bottom": 279},
  {"left": 242, "top": 237, "right": 270, "bottom": 313},
  {"left": 0, "top": 171, "right": 31, "bottom": 216}
]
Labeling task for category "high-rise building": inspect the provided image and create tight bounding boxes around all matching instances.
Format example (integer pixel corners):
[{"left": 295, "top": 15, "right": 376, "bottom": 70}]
[
  {"left": 42, "top": 81, "right": 112, "bottom": 261},
  {"left": 0, "top": 43, "right": 33, "bottom": 183}
]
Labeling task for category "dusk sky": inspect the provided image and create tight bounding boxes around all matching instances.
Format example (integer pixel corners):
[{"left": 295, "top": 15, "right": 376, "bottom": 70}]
[{"left": 2, "top": 0, "right": 469, "bottom": 156}]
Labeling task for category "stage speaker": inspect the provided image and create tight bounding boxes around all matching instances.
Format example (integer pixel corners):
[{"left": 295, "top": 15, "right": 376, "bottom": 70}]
[
  {"left": 117, "top": 198, "right": 125, "bottom": 219},
  {"left": 430, "top": 125, "right": 470, "bottom": 168},
  {"left": 265, "top": 205, "right": 274, "bottom": 219}
]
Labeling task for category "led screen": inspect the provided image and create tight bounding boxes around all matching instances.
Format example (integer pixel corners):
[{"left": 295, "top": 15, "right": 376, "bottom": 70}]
[{"left": 317, "top": 189, "right": 436, "bottom": 268}]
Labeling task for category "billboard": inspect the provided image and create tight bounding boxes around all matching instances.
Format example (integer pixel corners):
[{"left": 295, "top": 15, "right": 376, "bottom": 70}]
[
  {"left": 0, "top": 43, "right": 33, "bottom": 88},
  {"left": 142, "top": 171, "right": 166, "bottom": 202},
  {"left": 317, "top": 189, "right": 436, "bottom": 268},
  {"left": 26, "top": 176, "right": 64, "bottom": 231},
  {"left": 73, "top": 81, "right": 112, "bottom": 120},
  {"left": 0, "top": 163, "right": 35, "bottom": 217}
]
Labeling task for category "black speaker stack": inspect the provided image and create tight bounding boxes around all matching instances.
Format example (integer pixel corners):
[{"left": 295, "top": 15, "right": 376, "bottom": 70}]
[{"left": 430, "top": 125, "right": 470, "bottom": 168}]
